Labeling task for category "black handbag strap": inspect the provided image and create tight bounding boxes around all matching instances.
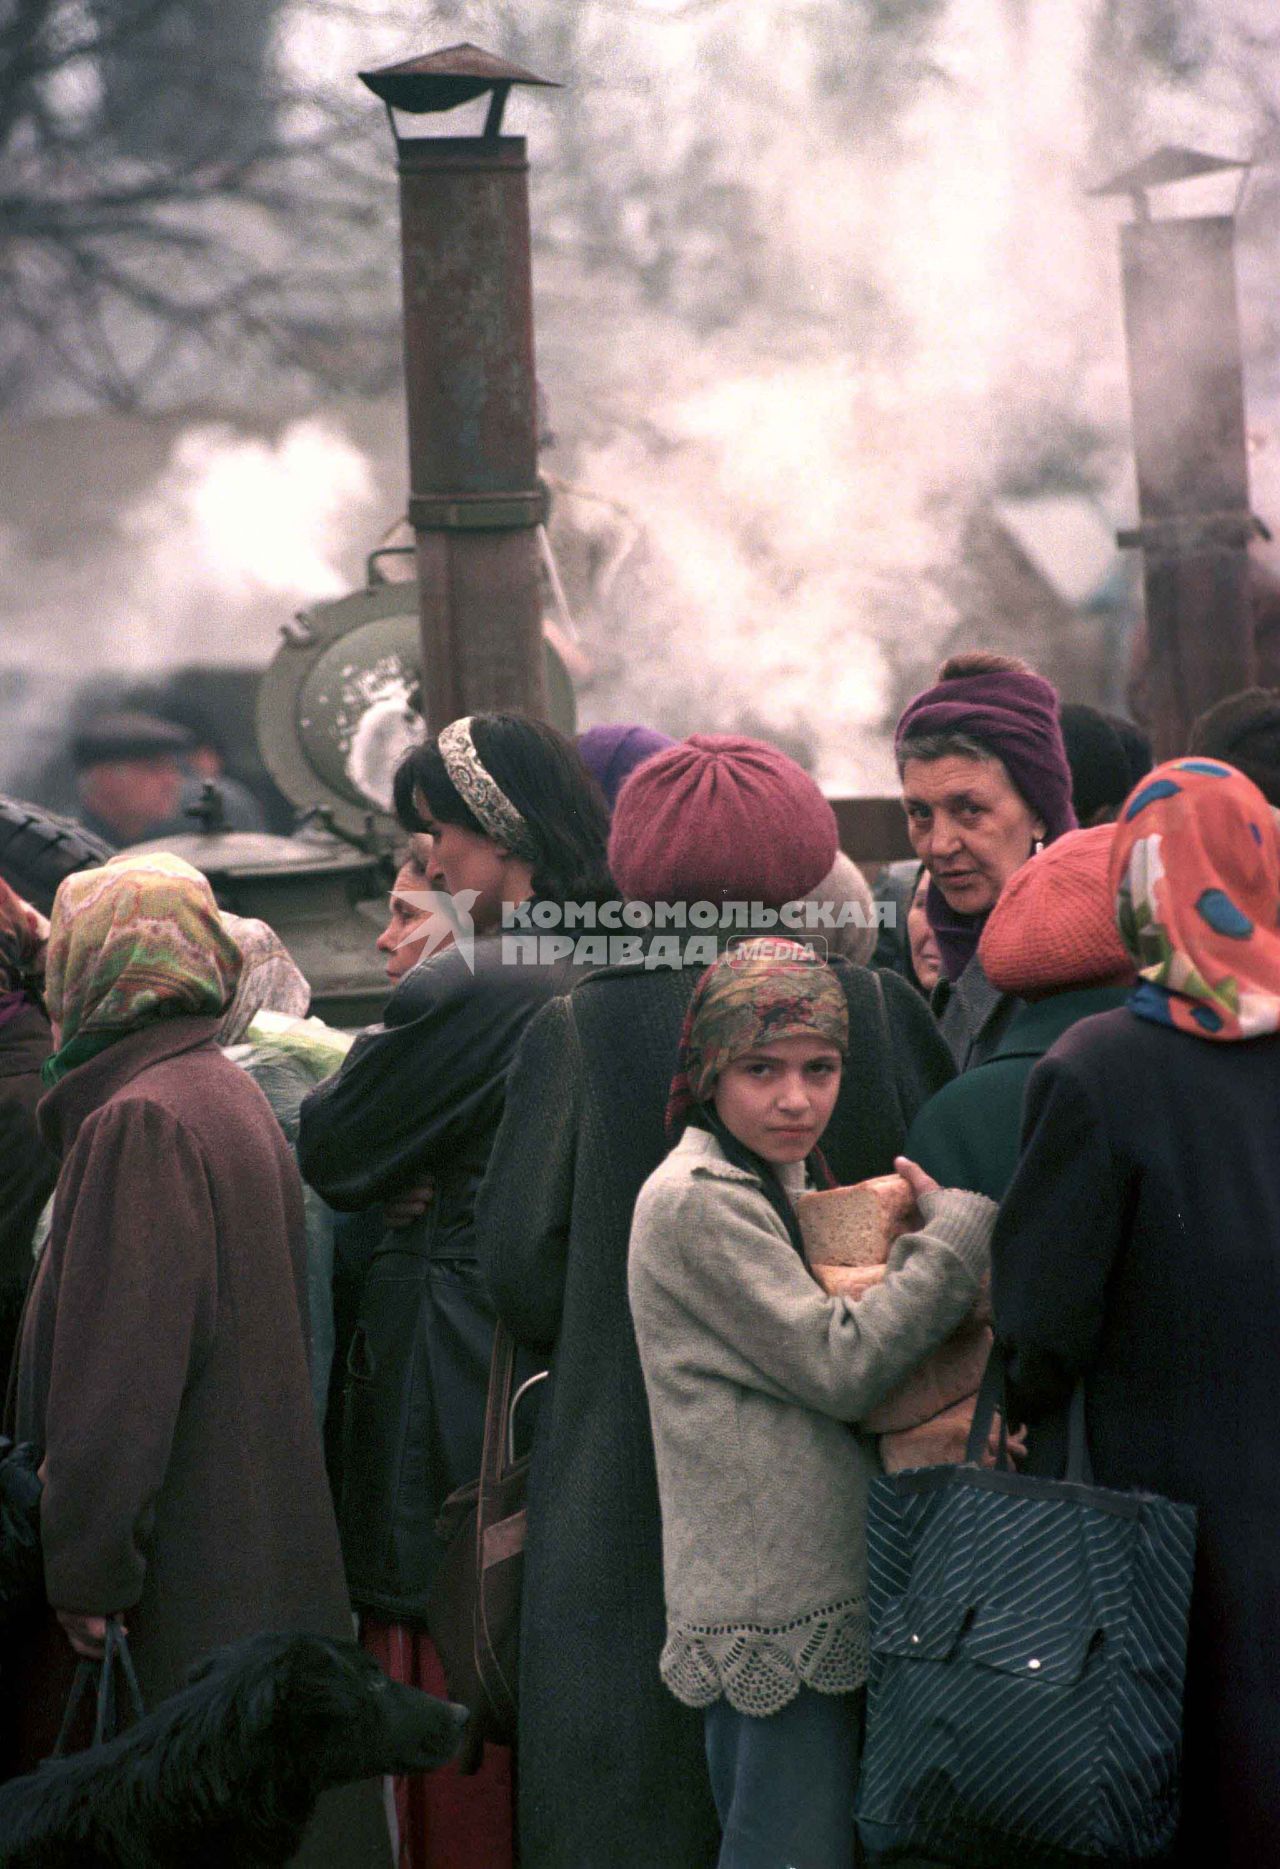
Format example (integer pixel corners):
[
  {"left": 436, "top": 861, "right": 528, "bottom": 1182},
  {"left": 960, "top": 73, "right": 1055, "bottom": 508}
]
[
  {"left": 966, "top": 1343, "right": 1093, "bottom": 1484},
  {"left": 53, "top": 1616, "right": 145, "bottom": 1757},
  {"left": 965, "top": 1346, "right": 1009, "bottom": 1468},
  {"left": 1065, "top": 1383, "right": 1093, "bottom": 1486}
]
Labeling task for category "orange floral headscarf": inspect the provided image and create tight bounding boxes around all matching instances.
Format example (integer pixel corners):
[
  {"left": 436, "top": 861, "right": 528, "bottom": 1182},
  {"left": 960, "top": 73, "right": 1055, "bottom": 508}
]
[{"left": 1109, "top": 758, "right": 1280, "bottom": 1041}]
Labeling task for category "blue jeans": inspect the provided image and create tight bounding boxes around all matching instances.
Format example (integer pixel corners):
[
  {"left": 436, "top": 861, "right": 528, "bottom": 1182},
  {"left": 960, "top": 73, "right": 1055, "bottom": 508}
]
[{"left": 704, "top": 1687, "right": 861, "bottom": 1869}]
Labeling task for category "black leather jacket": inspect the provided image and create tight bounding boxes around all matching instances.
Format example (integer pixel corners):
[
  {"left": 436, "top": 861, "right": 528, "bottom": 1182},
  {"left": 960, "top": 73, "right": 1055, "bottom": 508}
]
[{"left": 297, "top": 931, "right": 580, "bottom": 1621}]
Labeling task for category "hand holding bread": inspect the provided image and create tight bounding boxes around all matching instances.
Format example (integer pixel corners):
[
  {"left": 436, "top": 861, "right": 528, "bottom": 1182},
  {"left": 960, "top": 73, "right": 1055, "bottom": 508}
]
[{"left": 798, "top": 1165, "right": 993, "bottom": 1471}]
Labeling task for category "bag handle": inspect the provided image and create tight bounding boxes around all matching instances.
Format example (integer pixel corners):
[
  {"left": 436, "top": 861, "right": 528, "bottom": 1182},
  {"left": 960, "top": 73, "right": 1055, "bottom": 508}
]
[
  {"left": 507, "top": 1370, "right": 549, "bottom": 1467},
  {"left": 479, "top": 1322, "right": 520, "bottom": 1493},
  {"left": 1065, "top": 1384, "right": 1093, "bottom": 1486},
  {"left": 53, "top": 1616, "right": 145, "bottom": 1757},
  {"left": 964, "top": 1346, "right": 1010, "bottom": 1468},
  {"left": 965, "top": 1343, "right": 1093, "bottom": 1484},
  {"left": 472, "top": 1321, "right": 536, "bottom": 1730}
]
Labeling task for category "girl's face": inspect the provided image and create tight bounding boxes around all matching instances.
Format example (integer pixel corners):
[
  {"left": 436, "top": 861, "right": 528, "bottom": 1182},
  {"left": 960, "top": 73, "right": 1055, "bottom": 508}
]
[
  {"left": 713, "top": 1034, "right": 843, "bottom": 1165},
  {"left": 906, "top": 870, "right": 943, "bottom": 994},
  {"left": 901, "top": 753, "right": 1043, "bottom": 918}
]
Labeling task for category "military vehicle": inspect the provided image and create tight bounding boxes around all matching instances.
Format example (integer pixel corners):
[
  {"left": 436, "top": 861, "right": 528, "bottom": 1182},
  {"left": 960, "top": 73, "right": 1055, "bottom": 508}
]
[{"left": 0, "top": 554, "right": 577, "bottom": 1027}]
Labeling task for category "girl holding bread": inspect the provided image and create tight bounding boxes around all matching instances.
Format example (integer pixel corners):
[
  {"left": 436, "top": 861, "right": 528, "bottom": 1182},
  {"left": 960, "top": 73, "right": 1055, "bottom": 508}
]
[{"left": 628, "top": 938, "right": 995, "bottom": 1869}]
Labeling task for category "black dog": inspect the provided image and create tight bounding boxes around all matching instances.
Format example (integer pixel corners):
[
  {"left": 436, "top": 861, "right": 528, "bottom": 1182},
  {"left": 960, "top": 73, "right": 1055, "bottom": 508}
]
[{"left": 0, "top": 1630, "right": 469, "bottom": 1866}]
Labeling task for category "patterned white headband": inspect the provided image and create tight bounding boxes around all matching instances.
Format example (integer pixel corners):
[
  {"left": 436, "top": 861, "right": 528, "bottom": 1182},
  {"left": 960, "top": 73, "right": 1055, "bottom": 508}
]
[{"left": 436, "top": 717, "right": 539, "bottom": 861}]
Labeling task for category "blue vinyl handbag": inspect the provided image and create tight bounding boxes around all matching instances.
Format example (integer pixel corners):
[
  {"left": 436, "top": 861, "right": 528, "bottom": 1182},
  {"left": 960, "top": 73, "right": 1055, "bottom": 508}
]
[{"left": 855, "top": 1351, "right": 1197, "bottom": 1867}]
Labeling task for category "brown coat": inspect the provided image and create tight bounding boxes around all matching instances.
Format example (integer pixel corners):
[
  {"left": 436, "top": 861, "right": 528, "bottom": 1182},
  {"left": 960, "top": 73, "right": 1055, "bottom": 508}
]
[
  {"left": 12, "top": 1017, "right": 389, "bottom": 1865},
  {"left": 0, "top": 1002, "right": 58, "bottom": 1390}
]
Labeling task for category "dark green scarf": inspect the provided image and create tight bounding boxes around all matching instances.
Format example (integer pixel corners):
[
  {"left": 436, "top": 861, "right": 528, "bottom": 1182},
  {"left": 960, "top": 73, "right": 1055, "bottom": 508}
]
[{"left": 41, "top": 1029, "right": 128, "bottom": 1089}]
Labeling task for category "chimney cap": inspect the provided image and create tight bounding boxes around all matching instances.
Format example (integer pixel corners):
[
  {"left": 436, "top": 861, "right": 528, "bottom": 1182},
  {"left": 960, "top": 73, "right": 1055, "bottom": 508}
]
[
  {"left": 1089, "top": 144, "right": 1249, "bottom": 199},
  {"left": 359, "top": 42, "right": 559, "bottom": 114}
]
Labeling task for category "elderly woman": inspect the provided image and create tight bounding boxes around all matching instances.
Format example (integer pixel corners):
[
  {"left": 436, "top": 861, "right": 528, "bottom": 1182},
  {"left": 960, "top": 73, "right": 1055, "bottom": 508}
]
[
  {"left": 991, "top": 758, "right": 1280, "bottom": 1865},
  {"left": 0, "top": 880, "right": 58, "bottom": 1388},
  {"left": 895, "top": 651, "right": 1077, "bottom": 1067},
  {"left": 299, "top": 713, "right": 611, "bottom": 1869},
  {"left": 8, "top": 853, "right": 388, "bottom": 1865}
]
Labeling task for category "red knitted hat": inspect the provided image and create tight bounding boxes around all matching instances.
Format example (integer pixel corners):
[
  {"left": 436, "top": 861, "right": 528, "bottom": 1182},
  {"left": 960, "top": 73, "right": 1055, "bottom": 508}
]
[
  {"left": 979, "top": 824, "right": 1133, "bottom": 999},
  {"left": 609, "top": 734, "right": 838, "bottom": 907}
]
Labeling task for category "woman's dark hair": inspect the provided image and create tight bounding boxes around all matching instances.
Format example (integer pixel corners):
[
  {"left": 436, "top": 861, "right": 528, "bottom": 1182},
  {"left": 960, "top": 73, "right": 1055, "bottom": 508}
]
[{"left": 393, "top": 713, "right": 613, "bottom": 907}]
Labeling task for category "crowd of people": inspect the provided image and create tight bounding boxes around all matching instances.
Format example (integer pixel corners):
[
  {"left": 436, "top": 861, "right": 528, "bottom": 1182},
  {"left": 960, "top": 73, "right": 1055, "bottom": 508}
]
[{"left": 1, "top": 650, "right": 1278, "bottom": 1867}]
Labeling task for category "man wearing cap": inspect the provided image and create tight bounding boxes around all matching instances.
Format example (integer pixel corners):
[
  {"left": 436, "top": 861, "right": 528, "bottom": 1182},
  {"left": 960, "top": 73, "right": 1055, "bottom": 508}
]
[{"left": 71, "top": 712, "right": 193, "bottom": 849}]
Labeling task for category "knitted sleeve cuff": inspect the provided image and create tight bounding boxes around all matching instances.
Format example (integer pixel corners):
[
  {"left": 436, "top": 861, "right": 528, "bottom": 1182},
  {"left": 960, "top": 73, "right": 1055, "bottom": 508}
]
[{"left": 916, "top": 1186, "right": 997, "bottom": 1281}]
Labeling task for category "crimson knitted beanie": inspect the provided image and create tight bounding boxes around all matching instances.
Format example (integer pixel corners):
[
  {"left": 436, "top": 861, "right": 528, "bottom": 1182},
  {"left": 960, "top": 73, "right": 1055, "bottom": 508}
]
[
  {"left": 979, "top": 824, "right": 1132, "bottom": 999},
  {"left": 609, "top": 734, "right": 838, "bottom": 907}
]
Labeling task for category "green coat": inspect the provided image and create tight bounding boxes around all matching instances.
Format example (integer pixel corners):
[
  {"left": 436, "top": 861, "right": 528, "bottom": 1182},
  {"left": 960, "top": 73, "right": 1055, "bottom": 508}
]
[{"left": 904, "top": 987, "right": 1130, "bottom": 1200}]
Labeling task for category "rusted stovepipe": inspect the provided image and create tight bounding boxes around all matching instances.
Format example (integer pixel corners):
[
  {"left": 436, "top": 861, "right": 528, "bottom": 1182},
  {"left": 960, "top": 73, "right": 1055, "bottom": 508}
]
[
  {"left": 1094, "top": 146, "right": 1264, "bottom": 759},
  {"left": 360, "top": 44, "right": 559, "bottom": 731}
]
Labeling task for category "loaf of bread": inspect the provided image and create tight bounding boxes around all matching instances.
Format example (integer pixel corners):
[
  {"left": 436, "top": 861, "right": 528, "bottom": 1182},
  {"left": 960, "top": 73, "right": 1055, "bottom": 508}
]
[
  {"left": 880, "top": 1398, "right": 978, "bottom": 1474},
  {"left": 863, "top": 1318, "right": 993, "bottom": 1434},
  {"left": 797, "top": 1174, "right": 918, "bottom": 1268},
  {"left": 812, "top": 1262, "right": 887, "bottom": 1301}
]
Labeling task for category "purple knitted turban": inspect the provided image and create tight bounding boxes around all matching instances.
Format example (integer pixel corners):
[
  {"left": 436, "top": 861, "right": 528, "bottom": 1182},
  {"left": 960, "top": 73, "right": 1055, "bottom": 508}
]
[
  {"left": 577, "top": 725, "right": 676, "bottom": 812},
  {"left": 895, "top": 667, "right": 1077, "bottom": 981}
]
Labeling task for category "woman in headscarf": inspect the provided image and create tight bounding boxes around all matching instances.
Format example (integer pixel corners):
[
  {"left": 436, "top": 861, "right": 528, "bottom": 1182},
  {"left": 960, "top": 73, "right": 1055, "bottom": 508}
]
[
  {"left": 904, "top": 825, "right": 1133, "bottom": 1201},
  {"left": 217, "top": 914, "right": 347, "bottom": 1426},
  {"left": 629, "top": 940, "right": 993, "bottom": 1869},
  {"left": 799, "top": 848, "right": 879, "bottom": 967},
  {"left": 895, "top": 651, "right": 1077, "bottom": 1067},
  {"left": 7, "top": 853, "right": 389, "bottom": 1865},
  {"left": 0, "top": 880, "right": 58, "bottom": 1390},
  {"left": 990, "top": 758, "right": 1280, "bottom": 1865},
  {"left": 298, "top": 713, "right": 611, "bottom": 1869}
]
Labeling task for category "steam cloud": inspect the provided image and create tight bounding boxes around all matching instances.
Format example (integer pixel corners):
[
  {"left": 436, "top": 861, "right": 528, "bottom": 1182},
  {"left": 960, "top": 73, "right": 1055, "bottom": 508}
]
[{"left": 5, "top": 0, "right": 1280, "bottom": 796}]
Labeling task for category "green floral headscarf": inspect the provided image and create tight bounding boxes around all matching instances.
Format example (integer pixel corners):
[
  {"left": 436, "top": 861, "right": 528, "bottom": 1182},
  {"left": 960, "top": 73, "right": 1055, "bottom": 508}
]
[
  {"left": 665, "top": 937, "right": 849, "bottom": 1137},
  {"left": 43, "top": 851, "right": 242, "bottom": 1085}
]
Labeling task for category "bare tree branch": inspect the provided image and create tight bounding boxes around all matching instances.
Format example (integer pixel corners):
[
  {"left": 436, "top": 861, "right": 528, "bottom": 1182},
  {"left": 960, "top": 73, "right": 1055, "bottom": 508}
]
[{"left": 0, "top": 0, "right": 399, "bottom": 409}]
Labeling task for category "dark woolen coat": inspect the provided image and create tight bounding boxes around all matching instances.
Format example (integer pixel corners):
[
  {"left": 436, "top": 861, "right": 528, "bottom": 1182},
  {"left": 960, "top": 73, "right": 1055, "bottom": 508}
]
[
  {"left": 474, "top": 959, "right": 954, "bottom": 1869},
  {"left": 297, "top": 936, "right": 580, "bottom": 1622},
  {"left": 0, "top": 1004, "right": 58, "bottom": 1390},
  {"left": 11, "top": 1018, "right": 389, "bottom": 1867},
  {"left": 905, "top": 986, "right": 1130, "bottom": 1199},
  {"left": 992, "top": 1010, "right": 1280, "bottom": 1868}
]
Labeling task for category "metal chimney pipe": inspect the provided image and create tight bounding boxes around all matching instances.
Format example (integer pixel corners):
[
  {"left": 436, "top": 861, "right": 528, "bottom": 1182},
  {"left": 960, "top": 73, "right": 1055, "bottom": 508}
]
[
  {"left": 360, "top": 45, "right": 559, "bottom": 731},
  {"left": 1094, "top": 148, "right": 1259, "bottom": 759}
]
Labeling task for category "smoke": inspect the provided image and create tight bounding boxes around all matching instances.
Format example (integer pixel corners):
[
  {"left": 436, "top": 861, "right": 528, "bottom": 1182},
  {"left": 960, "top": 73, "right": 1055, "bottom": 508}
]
[
  {"left": 0, "top": 416, "right": 383, "bottom": 787},
  {"left": 6, "top": 0, "right": 1280, "bottom": 798},
  {"left": 123, "top": 419, "right": 378, "bottom": 626},
  {"left": 524, "top": 0, "right": 1280, "bottom": 782}
]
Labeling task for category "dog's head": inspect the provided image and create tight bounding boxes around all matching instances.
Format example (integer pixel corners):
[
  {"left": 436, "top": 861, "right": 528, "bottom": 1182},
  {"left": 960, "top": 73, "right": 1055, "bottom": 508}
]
[{"left": 183, "top": 1633, "right": 469, "bottom": 1788}]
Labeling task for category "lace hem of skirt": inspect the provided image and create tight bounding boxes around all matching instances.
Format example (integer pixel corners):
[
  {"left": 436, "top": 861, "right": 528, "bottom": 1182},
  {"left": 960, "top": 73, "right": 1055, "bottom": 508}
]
[{"left": 660, "top": 1596, "right": 869, "bottom": 1716}]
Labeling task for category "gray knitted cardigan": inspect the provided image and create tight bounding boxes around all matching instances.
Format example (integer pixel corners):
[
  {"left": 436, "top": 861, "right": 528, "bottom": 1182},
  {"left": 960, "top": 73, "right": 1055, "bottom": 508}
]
[{"left": 628, "top": 1127, "right": 994, "bottom": 1717}]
